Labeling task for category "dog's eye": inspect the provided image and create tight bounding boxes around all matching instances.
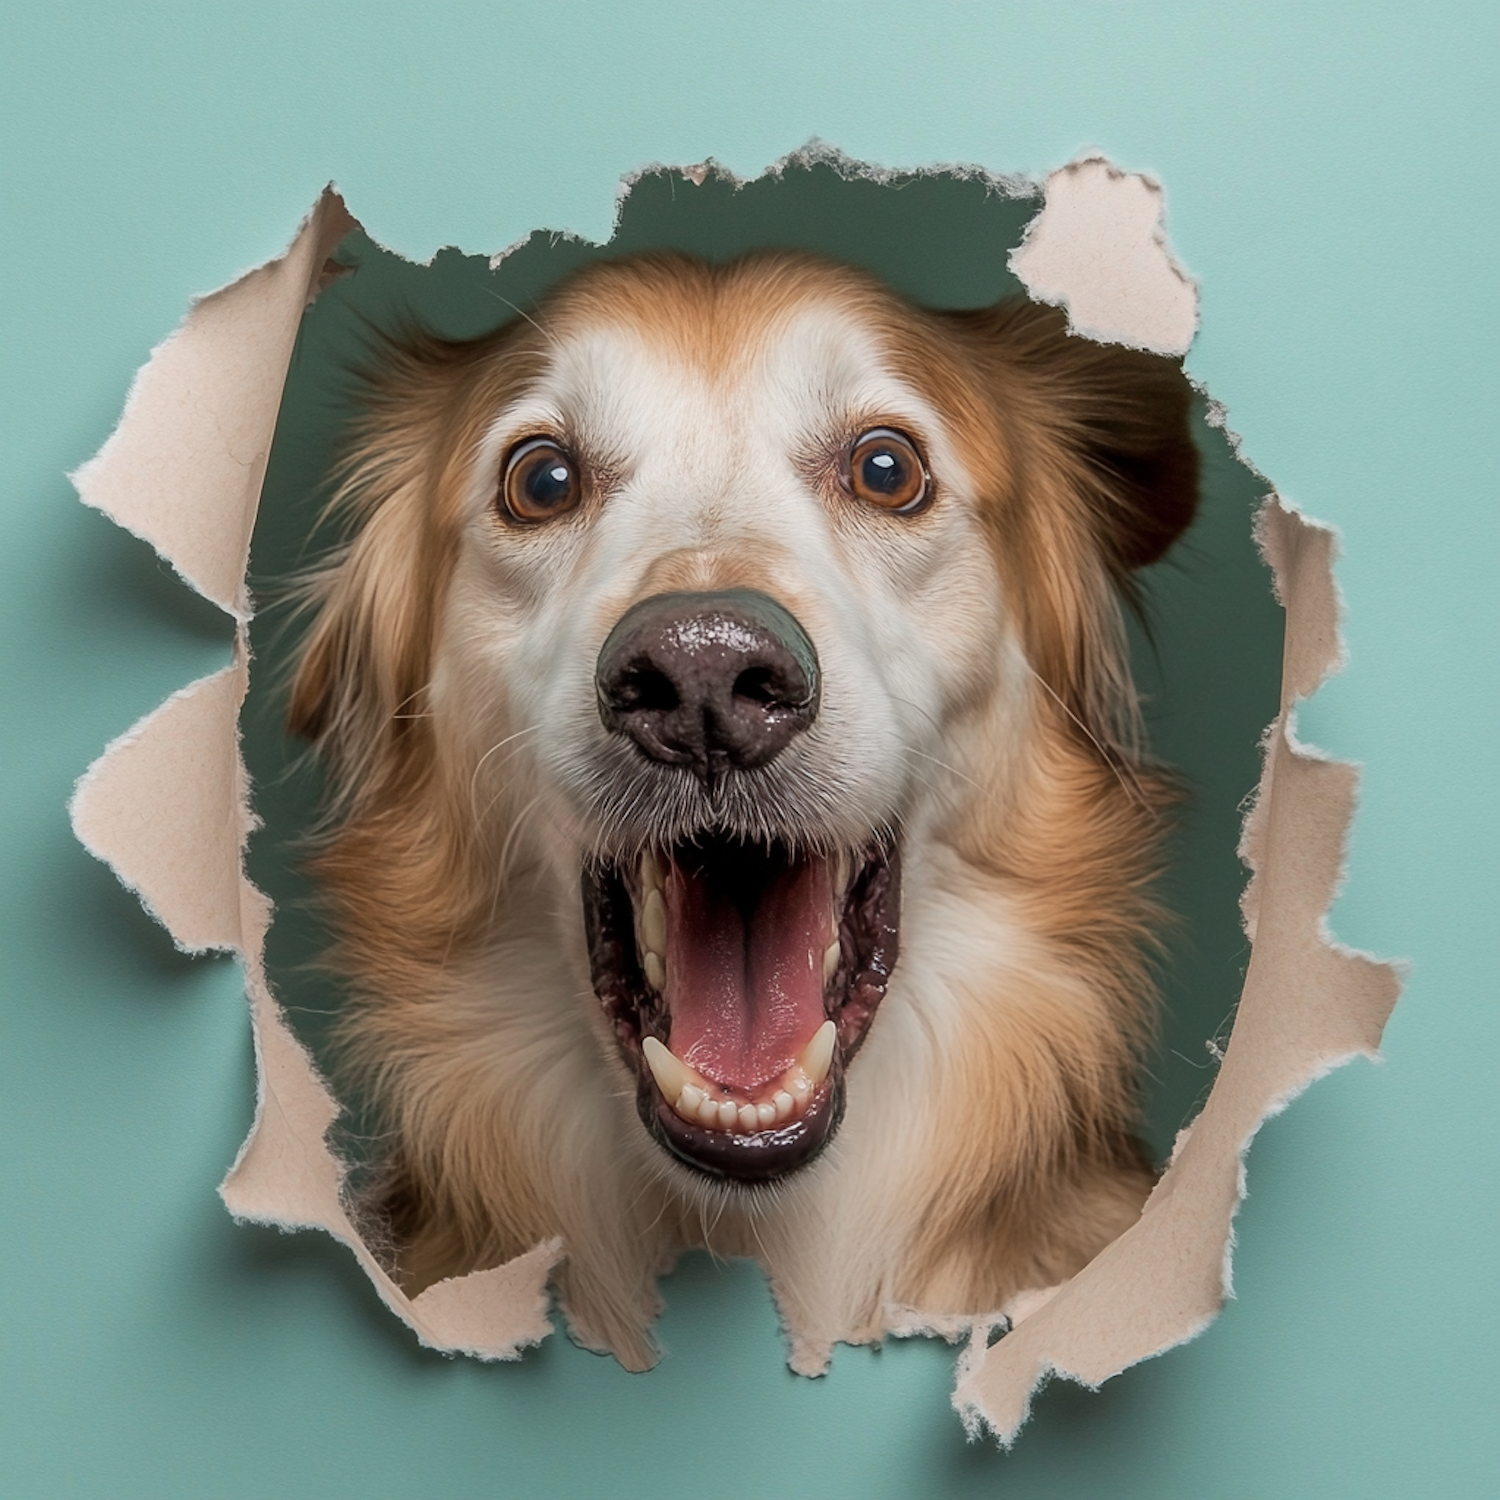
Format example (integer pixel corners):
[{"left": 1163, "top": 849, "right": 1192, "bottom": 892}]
[
  {"left": 501, "top": 438, "right": 581, "bottom": 523},
  {"left": 847, "top": 428, "right": 928, "bottom": 513}
]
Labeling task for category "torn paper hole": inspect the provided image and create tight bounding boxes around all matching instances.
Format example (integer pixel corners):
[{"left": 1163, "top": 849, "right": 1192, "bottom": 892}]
[{"left": 70, "top": 151, "right": 1401, "bottom": 1441}]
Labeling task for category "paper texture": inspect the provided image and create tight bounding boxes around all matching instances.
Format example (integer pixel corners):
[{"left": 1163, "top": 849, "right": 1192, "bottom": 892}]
[
  {"left": 1010, "top": 157, "right": 1198, "bottom": 356},
  {"left": 69, "top": 162, "right": 1400, "bottom": 1436}
]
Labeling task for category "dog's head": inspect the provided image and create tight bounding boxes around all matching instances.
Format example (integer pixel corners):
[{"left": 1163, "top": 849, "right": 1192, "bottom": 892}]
[{"left": 292, "top": 252, "right": 1197, "bottom": 1190}]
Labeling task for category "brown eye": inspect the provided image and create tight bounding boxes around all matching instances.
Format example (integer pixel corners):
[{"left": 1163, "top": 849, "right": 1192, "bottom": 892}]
[
  {"left": 847, "top": 428, "right": 928, "bottom": 512},
  {"left": 501, "top": 438, "right": 581, "bottom": 523}
]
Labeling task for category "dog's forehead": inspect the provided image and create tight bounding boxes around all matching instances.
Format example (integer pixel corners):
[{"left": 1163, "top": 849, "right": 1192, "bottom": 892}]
[{"left": 527, "top": 280, "right": 933, "bottom": 444}]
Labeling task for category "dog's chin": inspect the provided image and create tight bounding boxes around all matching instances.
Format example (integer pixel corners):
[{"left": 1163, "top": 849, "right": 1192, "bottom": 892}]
[{"left": 582, "top": 834, "right": 900, "bottom": 1186}]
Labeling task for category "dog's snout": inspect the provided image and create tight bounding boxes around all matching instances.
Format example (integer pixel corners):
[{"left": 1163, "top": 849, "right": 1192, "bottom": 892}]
[{"left": 596, "top": 589, "right": 820, "bottom": 786}]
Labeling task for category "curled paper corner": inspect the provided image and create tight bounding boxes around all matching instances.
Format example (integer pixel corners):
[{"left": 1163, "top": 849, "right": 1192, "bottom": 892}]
[
  {"left": 69, "top": 641, "right": 252, "bottom": 955},
  {"left": 409, "top": 1239, "right": 566, "bottom": 1360},
  {"left": 68, "top": 188, "right": 358, "bottom": 621},
  {"left": 72, "top": 163, "right": 1401, "bottom": 1436},
  {"left": 1010, "top": 156, "right": 1199, "bottom": 357},
  {"left": 950, "top": 494, "right": 1403, "bottom": 1446}
]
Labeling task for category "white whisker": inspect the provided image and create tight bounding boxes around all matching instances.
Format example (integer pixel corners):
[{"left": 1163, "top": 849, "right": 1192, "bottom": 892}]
[
  {"left": 1027, "top": 665, "right": 1153, "bottom": 809},
  {"left": 480, "top": 286, "right": 565, "bottom": 352}
]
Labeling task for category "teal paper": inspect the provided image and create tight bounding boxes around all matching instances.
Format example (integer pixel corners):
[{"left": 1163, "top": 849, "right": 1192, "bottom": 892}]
[{"left": 3, "top": 4, "right": 1496, "bottom": 1497}]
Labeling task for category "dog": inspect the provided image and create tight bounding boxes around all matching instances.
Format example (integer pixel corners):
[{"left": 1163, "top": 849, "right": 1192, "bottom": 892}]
[{"left": 287, "top": 250, "right": 1198, "bottom": 1373}]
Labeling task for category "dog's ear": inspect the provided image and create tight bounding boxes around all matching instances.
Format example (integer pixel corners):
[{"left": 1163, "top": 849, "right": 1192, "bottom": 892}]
[
  {"left": 286, "top": 585, "right": 346, "bottom": 743},
  {"left": 287, "top": 485, "right": 453, "bottom": 808},
  {"left": 288, "top": 497, "right": 440, "bottom": 753},
  {"left": 949, "top": 298, "right": 1200, "bottom": 582},
  {"left": 287, "top": 330, "right": 489, "bottom": 795},
  {"left": 940, "top": 299, "right": 1199, "bottom": 754}
]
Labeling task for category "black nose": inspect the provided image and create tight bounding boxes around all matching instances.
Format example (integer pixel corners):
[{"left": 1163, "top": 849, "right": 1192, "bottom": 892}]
[{"left": 596, "top": 589, "right": 820, "bottom": 787}]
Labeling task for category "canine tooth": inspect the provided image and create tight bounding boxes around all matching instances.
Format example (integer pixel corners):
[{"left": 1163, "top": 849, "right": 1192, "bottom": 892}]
[
  {"left": 823, "top": 940, "right": 841, "bottom": 983},
  {"left": 643, "top": 1036, "right": 691, "bottom": 1100},
  {"left": 717, "top": 1100, "right": 738, "bottom": 1130},
  {"left": 697, "top": 1096, "right": 721, "bottom": 1127},
  {"left": 642, "top": 951, "right": 665, "bottom": 992},
  {"left": 640, "top": 849, "right": 663, "bottom": 893},
  {"left": 641, "top": 888, "right": 667, "bottom": 955},
  {"left": 800, "top": 1020, "right": 837, "bottom": 1087},
  {"left": 773, "top": 1090, "right": 794, "bottom": 1121},
  {"left": 834, "top": 851, "right": 850, "bottom": 895},
  {"left": 756, "top": 1101, "right": 777, "bottom": 1129},
  {"left": 737, "top": 1103, "right": 759, "bottom": 1132}
]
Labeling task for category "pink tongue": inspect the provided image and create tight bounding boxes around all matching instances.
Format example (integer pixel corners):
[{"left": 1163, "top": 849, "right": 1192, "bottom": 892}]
[{"left": 663, "top": 852, "right": 832, "bottom": 1094}]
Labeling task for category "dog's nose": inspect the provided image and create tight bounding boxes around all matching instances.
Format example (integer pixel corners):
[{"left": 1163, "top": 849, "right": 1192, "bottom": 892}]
[{"left": 596, "top": 589, "right": 820, "bottom": 786}]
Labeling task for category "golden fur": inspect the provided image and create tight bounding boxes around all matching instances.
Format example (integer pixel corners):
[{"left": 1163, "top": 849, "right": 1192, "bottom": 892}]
[{"left": 288, "top": 252, "right": 1197, "bottom": 1371}]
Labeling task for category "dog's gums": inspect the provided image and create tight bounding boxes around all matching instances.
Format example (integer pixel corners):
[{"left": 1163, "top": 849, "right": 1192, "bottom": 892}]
[{"left": 582, "top": 838, "right": 900, "bottom": 1182}]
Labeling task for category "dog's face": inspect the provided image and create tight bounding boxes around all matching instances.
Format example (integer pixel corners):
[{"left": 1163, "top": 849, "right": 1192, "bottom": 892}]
[
  {"left": 441, "top": 260, "right": 1021, "bottom": 1182},
  {"left": 294, "top": 252, "right": 1197, "bottom": 1199}
]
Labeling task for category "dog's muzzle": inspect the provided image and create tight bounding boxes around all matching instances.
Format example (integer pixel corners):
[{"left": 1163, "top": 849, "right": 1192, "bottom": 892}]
[{"left": 584, "top": 590, "right": 899, "bottom": 1187}]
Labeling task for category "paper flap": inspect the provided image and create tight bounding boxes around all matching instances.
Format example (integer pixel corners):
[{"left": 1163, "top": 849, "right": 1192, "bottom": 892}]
[
  {"left": 70, "top": 645, "right": 250, "bottom": 953},
  {"left": 70, "top": 191, "right": 356, "bottom": 619},
  {"left": 1011, "top": 157, "right": 1198, "bottom": 356}
]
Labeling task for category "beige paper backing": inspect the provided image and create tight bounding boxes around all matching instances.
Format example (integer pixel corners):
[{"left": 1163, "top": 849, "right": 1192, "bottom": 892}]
[{"left": 68, "top": 166, "right": 1400, "bottom": 1440}]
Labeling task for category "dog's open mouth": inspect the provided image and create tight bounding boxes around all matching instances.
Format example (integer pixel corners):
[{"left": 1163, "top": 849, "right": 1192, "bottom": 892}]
[{"left": 582, "top": 837, "right": 900, "bottom": 1183}]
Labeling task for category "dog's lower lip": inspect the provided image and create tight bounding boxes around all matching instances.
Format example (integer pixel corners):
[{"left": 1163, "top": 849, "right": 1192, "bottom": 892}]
[
  {"left": 650, "top": 1072, "right": 844, "bottom": 1183},
  {"left": 580, "top": 836, "right": 900, "bottom": 1184}
]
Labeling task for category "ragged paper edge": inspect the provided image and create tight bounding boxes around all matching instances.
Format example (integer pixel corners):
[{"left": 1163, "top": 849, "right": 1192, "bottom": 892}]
[
  {"left": 948, "top": 495, "right": 1402, "bottom": 1443},
  {"left": 484, "top": 140, "right": 1038, "bottom": 275},
  {"left": 68, "top": 187, "right": 562, "bottom": 1363},
  {"left": 620, "top": 138, "right": 1036, "bottom": 211},
  {"left": 68, "top": 158, "right": 1400, "bottom": 1421}
]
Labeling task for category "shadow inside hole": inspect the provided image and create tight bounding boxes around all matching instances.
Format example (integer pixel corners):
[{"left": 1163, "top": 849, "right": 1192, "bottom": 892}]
[{"left": 244, "top": 156, "right": 1284, "bottom": 1247}]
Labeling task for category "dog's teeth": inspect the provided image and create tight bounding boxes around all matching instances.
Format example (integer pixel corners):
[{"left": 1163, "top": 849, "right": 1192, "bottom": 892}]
[
  {"left": 640, "top": 848, "right": 663, "bottom": 894},
  {"left": 822, "top": 940, "right": 841, "bottom": 984},
  {"left": 643, "top": 1036, "right": 691, "bottom": 1100},
  {"left": 641, "top": 888, "right": 667, "bottom": 956},
  {"left": 834, "top": 851, "right": 850, "bottom": 895},
  {"left": 799, "top": 1020, "right": 837, "bottom": 1087},
  {"left": 651, "top": 1041, "right": 831, "bottom": 1138},
  {"left": 642, "top": 951, "right": 665, "bottom": 992}
]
